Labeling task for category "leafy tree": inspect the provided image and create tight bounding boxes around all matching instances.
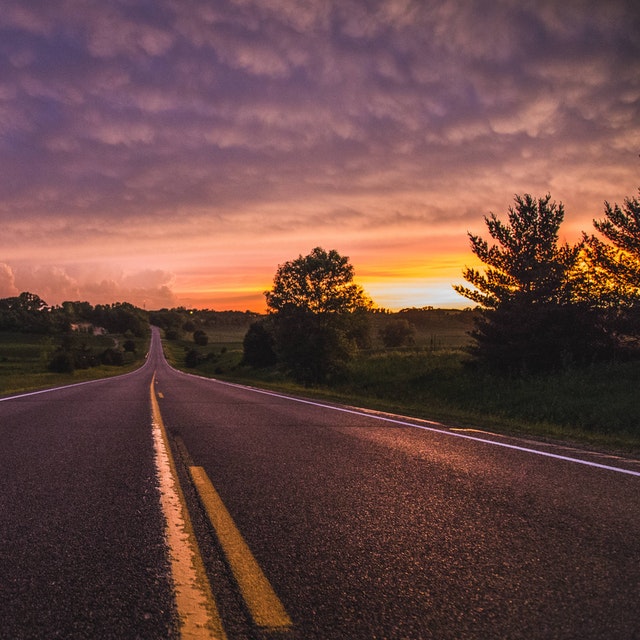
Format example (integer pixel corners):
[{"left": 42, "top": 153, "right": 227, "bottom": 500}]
[
  {"left": 242, "top": 319, "right": 277, "bottom": 368},
  {"left": 91, "top": 302, "right": 148, "bottom": 337},
  {"left": 454, "top": 194, "right": 607, "bottom": 373},
  {"left": 380, "top": 319, "right": 416, "bottom": 348},
  {"left": 263, "top": 247, "right": 372, "bottom": 384},
  {"left": 0, "top": 292, "right": 52, "bottom": 333},
  {"left": 265, "top": 247, "right": 372, "bottom": 314}
]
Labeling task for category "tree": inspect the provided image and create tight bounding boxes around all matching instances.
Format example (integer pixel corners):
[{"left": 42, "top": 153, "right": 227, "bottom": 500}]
[
  {"left": 586, "top": 189, "right": 640, "bottom": 303},
  {"left": 0, "top": 292, "right": 52, "bottom": 333},
  {"left": 263, "top": 247, "right": 372, "bottom": 384},
  {"left": 581, "top": 189, "right": 640, "bottom": 351},
  {"left": 265, "top": 247, "right": 372, "bottom": 314},
  {"left": 454, "top": 195, "right": 579, "bottom": 308},
  {"left": 454, "top": 194, "right": 606, "bottom": 373},
  {"left": 193, "top": 329, "right": 208, "bottom": 346},
  {"left": 242, "top": 319, "right": 277, "bottom": 368}
]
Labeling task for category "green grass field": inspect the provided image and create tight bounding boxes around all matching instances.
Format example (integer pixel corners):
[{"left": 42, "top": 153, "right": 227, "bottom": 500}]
[{"left": 0, "top": 331, "right": 149, "bottom": 396}]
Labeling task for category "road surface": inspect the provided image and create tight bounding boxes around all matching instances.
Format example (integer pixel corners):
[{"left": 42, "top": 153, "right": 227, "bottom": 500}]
[{"left": 1, "top": 327, "right": 639, "bottom": 639}]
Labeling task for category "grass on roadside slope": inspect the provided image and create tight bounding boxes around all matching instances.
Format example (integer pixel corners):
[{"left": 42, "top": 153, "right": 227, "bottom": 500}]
[
  {"left": 0, "top": 331, "right": 150, "bottom": 396},
  {"left": 337, "top": 350, "right": 640, "bottom": 451},
  {"left": 162, "top": 318, "right": 640, "bottom": 454}
]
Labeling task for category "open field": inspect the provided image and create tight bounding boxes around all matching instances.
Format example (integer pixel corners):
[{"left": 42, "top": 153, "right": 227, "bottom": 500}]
[
  {"left": 0, "top": 331, "right": 149, "bottom": 396},
  {"left": 164, "top": 310, "right": 640, "bottom": 454}
]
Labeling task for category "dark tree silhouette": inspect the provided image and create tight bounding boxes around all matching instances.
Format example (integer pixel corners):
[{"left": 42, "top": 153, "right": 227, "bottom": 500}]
[
  {"left": 454, "top": 195, "right": 609, "bottom": 373},
  {"left": 262, "top": 247, "right": 372, "bottom": 384}
]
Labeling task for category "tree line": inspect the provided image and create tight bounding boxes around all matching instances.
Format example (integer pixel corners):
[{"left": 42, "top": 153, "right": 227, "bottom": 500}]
[
  {"left": 0, "top": 293, "right": 148, "bottom": 337},
  {"left": 0, "top": 294, "right": 149, "bottom": 373},
  {"left": 454, "top": 189, "right": 640, "bottom": 373},
  {"left": 244, "top": 188, "right": 640, "bottom": 381},
  {"left": 4, "top": 187, "right": 638, "bottom": 382}
]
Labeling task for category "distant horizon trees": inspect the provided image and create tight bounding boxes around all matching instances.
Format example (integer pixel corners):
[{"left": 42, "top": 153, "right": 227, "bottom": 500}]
[
  {"left": 0, "top": 294, "right": 150, "bottom": 337},
  {"left": 0, "top": 294, "right": 150, "bottom": 373},
  {"left": 455, "top": 189, "right": 640, "bottom": 373}
]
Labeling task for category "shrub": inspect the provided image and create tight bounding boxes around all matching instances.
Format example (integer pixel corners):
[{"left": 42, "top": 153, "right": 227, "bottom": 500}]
[
  {"left": 193, "top": 330, "right": 208, "bottom": 346},
  {"left": 49, "top": 351, "right": 75, "bottom": 373},
  {"left": 100, "top": 348, "right": 124, "bottom": 366},
  {"left": 242, "top": 320, "right": 277, "bottom": 367},
  {"left": 123, "top": 339, "right": 136, "bottom": 353},
  {"left": 380, "top": 319, "right": 416, "bottom": 348},
  {"left": 185, "top": 349, "right": 201, "bottom": 368}
]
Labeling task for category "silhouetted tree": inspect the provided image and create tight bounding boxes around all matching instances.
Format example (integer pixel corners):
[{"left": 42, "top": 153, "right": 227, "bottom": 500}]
[
  {"left": 581, "top": 189, "right": 640, "bottom": 352},
  {"left": 454, "top": 194, "right": 609, "bottom": 373},
  {"left": 0, "top": 292, "right": 52, "bottom": 333},
  {"left": 592, "top": 189, "right": 640, "bottom": 293},
  {"left": 264, "top": 247, "right": 372, "bottom": 384},
  {"left": 242, "top": 320, "right": 277, "bottom": 368}
]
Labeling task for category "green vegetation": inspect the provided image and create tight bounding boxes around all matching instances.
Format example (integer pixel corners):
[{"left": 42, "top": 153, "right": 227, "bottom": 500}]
[
  {"left": 0, "top": 330, "right": 149, "bottom": 396},
  {"left": 0, "top": 292, "right": 150, "bottom": 395},
  {"left": 158, "top": 310, "right": 254, "bottom": 375},
  {"left": 162, "top": 308, "right": 640, "bottom": 454}
]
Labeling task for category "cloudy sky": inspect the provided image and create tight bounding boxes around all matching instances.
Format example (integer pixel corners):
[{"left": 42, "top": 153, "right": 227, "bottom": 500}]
[{"left": 1, "top": 0, "right": 638, "bottom": 311}]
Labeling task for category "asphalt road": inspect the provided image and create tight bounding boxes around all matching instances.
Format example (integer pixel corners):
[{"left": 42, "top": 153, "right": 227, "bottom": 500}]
[{"left": 1, "top": 327, "right": 639, "bottom": 639}]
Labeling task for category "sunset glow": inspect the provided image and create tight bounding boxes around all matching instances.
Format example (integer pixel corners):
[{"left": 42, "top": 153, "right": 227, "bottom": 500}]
[{"left": 1, "top": 1, "right": 638, "bottom": 311}]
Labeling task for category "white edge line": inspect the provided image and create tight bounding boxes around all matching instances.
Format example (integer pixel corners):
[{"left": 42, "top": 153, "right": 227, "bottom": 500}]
[
  {"left": 0, "top": 360, "right": 151, "bottom": 402},
  {"left": 169, "top": 365, "right": 640, "bottom": 479}
]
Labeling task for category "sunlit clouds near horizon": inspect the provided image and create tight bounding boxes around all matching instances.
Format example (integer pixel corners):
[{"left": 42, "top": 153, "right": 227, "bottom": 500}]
[{"left": 1, "top": 1, "right": 638, "bottom": 311}]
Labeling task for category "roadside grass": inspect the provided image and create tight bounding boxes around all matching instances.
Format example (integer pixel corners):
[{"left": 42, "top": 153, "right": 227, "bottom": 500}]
[
  {"left": 0, "top": 331, "right": 149, "bottom": 396},
  {"left": 164, "top": 314, "right": 640, "bottom": 455}
]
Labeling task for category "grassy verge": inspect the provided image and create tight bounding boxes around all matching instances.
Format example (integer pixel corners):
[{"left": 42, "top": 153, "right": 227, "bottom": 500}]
[
  {"left": 163, "top": 321, "right": 640, "bottom": 456},
  {"left": 0, "top": 331, "right": 150, "bottom": 396}
]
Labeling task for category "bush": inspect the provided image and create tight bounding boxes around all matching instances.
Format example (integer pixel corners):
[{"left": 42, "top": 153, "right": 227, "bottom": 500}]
[
  {"left": 185, "top": 349, "right": 201, "bottom": 368},
  {"left": 242, "top": 320, "right": 277, "bottom": 367},
  {"left": 100, "top": 348, "right": 124, "bottom": 366},
  {"left": 193, "top": 330, "right": 208, "bottom": 346},
  {"left": 49, "top": 351, "right": 75, "bottom": 373},
  {"left": 380, "top": 319, "right": 416, "bottom": 348},
  {"left": 123, "top": 339, "right": 136, "bottom": 353}
]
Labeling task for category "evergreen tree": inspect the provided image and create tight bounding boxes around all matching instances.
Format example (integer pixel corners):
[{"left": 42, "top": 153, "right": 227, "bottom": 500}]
[
  {"left": 587, "top": 189, "right": 640, "bottom": 303},
  {"left": 582, "top": 189, "right": 640, "bottom": 351},
  {"left": 454, "top": 195, "right": 608, "bottom": 373},
  {"left": 454, "top": 194, "right": 579, "bottom": 308}
]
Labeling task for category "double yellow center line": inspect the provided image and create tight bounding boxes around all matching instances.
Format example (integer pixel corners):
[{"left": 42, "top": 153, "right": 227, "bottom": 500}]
[{"left": 150, "top": 374, "right": 292, "bottom": 639}]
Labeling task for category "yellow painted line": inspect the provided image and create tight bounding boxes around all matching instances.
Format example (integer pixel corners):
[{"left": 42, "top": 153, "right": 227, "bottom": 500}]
[
  {"left": 189, "top": 465, "right": 293, "bottom": 631},
  {"left": 150, "top": 373, "right": 227, "bottom": 640}
]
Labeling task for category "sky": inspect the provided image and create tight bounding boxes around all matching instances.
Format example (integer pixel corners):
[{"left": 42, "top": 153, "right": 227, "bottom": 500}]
[{"left": 1, "top": 0, "right": 639, "bottom": 312}]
